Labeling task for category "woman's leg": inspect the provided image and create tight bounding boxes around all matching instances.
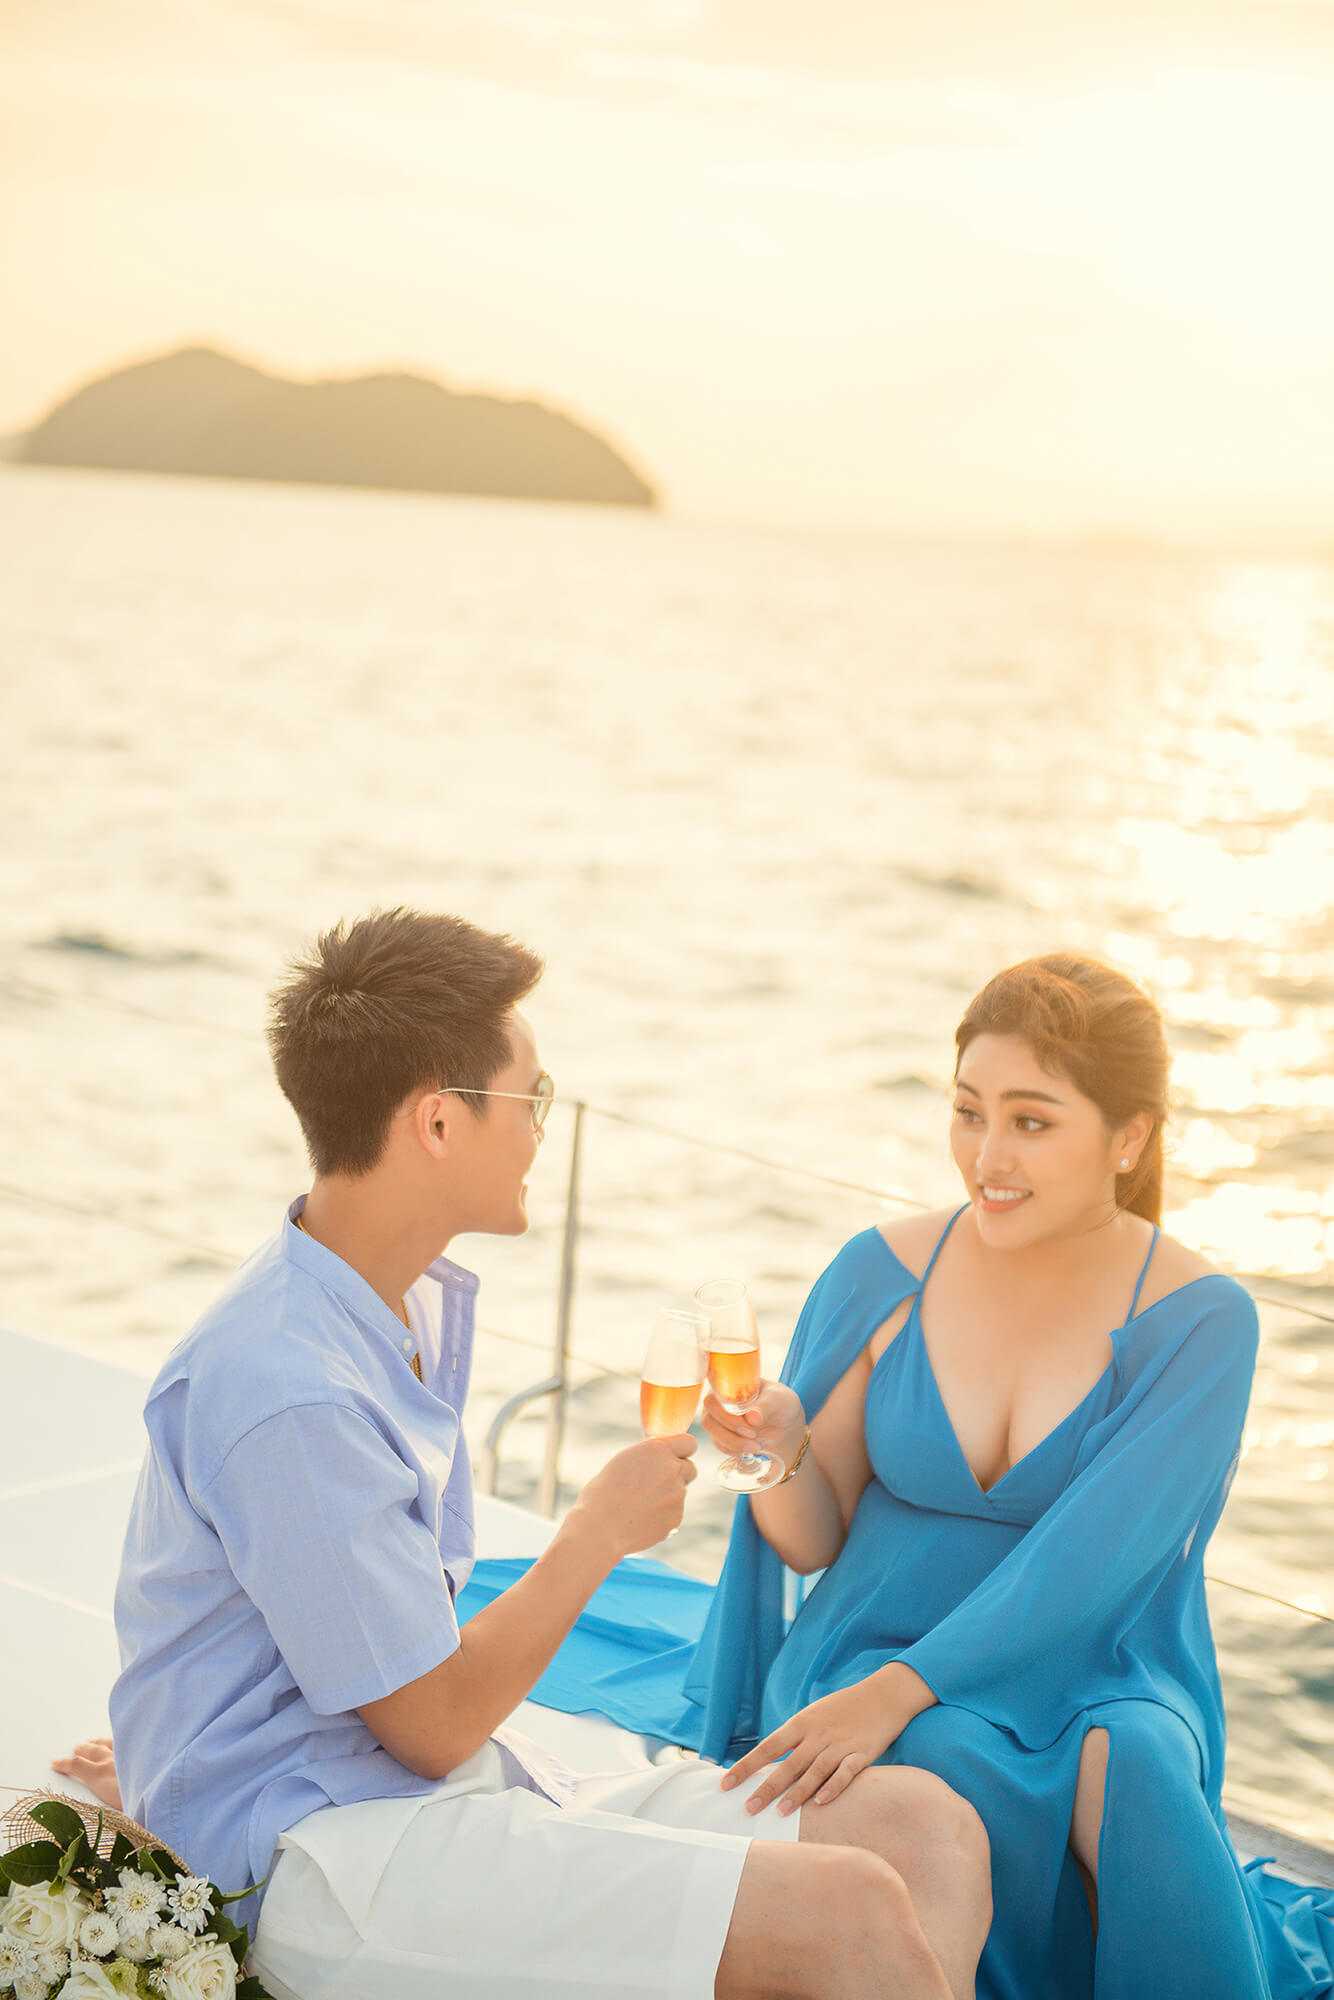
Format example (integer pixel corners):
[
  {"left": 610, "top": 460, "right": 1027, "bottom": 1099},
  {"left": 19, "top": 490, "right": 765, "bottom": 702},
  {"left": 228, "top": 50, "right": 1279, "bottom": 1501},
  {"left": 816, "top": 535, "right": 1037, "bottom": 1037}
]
[
  {"left": 1069, "top": 1726, "right": 1108, "bottom": 1930},
  {"left": 890, "top": 1704, "right": 1083, "bottom": 2000},
  {"left": 1072, "top": 1701, "right": 1269, "bottom": 2000}
]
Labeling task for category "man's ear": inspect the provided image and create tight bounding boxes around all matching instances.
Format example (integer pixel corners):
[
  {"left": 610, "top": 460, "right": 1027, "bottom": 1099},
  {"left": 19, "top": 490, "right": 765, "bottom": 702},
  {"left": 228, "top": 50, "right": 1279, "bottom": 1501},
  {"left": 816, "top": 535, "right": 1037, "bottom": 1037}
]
[{"left": 410, "top": 1090, "right": 451, "bottom": 1158}]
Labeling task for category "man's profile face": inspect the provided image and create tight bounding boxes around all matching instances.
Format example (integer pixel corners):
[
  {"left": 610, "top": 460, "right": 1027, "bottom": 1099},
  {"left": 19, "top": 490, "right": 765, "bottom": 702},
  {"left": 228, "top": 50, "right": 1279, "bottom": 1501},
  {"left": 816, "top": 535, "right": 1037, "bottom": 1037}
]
[{"left": 448, "top": 1008, "right": 547, "bottom": 1237}]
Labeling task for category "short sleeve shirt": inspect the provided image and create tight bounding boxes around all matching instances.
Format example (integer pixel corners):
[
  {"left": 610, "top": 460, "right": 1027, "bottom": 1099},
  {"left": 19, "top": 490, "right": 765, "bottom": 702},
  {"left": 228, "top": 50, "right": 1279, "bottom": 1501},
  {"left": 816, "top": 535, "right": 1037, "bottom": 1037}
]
[{"left": 111, "top": 1203, "right": 560, "bottom": 1904}]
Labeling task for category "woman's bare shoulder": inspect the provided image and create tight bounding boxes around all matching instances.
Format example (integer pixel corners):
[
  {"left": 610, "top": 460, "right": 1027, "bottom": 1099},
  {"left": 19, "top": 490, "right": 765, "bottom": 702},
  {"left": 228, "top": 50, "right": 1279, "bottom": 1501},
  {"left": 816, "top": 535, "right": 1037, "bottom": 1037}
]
[
  {"left": 1134, "top": 1229, "right": 1221, "bottom": 1312},
  {"left": 875, "top": 1206, "right": 962, "bottom": 1281}
]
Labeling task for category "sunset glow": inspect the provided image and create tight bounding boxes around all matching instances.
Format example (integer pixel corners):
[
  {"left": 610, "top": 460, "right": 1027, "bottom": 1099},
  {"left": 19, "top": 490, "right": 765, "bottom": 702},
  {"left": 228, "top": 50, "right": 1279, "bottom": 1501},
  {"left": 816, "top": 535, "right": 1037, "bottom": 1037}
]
[{"left": 5, "top": 0, "right": 1334, "bottom": 541}]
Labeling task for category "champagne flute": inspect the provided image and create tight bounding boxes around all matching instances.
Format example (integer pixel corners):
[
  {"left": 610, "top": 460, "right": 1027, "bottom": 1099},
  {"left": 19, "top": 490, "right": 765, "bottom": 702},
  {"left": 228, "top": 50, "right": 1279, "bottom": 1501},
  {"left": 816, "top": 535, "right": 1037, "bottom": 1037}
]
[
  {"left": 694, "top": 1279, "right": 784, "bottom": 1492},
  {"left": 640, "top": 1309, "right": 709, "bottom": 1440}
]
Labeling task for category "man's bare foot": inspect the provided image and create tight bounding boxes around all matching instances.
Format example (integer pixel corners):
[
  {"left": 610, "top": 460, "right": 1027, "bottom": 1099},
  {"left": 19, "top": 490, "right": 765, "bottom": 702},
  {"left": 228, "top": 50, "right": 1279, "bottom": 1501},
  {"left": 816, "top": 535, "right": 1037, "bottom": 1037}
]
[{"left": 51, "top": 1736, "right": 122, "bottom": 1810}]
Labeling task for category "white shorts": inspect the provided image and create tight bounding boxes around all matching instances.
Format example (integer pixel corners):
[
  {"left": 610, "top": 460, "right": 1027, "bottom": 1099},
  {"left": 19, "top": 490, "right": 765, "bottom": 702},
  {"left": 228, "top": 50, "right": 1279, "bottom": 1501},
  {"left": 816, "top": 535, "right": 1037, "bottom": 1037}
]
[{"left": 251, "top": 1737, "right": 798, "bottom": 2000}]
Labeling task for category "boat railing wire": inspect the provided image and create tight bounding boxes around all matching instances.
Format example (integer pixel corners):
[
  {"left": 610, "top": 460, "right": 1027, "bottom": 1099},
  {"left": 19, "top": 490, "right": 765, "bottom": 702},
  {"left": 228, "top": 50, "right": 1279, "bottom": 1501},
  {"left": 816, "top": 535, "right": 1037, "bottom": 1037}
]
[{"left": 2, "top": 979, "right": 1332, "bottom": 1629}]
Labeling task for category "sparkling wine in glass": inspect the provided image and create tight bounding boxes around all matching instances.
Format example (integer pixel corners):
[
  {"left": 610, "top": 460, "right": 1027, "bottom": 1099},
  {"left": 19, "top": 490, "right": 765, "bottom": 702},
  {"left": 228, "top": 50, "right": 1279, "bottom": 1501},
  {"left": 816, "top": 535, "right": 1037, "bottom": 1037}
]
[
  {"left": 640, "top": 1310, "right": 709, "bottom": 1440},
  {"left": 695, "top": 1278, "right": 784, "bottom": 1493}
]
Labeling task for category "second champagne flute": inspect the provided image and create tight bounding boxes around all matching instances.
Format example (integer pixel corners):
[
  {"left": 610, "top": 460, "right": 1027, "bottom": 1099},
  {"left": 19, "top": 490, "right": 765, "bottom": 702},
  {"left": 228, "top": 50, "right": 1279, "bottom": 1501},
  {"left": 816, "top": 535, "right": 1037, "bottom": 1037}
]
[
  {"left": 640, "top": 1309, "right": 709, "bottom": 1440},
  {"left": 694, "top": 1278, "right": 785, "bottom": 1492}
]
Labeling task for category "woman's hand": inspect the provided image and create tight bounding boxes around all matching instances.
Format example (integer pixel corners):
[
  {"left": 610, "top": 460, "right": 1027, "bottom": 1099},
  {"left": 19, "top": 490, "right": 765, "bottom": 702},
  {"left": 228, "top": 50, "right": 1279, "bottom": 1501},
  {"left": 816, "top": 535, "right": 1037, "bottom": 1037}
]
[
  {"left": 699, "top": 1379, "right": 806, "bottom": 1469},
  {"left": 719, "top": 1665, "right": 936, "bottom": 1817}
]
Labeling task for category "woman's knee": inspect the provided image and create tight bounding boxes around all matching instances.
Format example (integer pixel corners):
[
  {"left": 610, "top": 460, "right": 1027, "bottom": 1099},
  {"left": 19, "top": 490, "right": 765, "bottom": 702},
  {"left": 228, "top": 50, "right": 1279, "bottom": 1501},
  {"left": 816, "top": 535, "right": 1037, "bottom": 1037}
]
[
  {"left": 831, "top": 1765, "right": 991, "bottom": 1911},
  {"left": 1089, "top": 1701, "right": 1202, "bottom": 1785},
  {"left": 880, "top": 1767, "right": 988, "bottom": 1871}
]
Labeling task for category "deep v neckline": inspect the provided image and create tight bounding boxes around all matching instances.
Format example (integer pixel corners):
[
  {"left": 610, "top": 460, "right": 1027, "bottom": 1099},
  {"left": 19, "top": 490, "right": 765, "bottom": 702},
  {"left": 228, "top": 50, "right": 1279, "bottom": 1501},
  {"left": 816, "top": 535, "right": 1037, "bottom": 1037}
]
[
  {"left": 909, "top": 1292, "right": 1118, "bottom": 1499},
  {"left": 892, "top": 1207, "right": 1161, "bottom": 1501}
]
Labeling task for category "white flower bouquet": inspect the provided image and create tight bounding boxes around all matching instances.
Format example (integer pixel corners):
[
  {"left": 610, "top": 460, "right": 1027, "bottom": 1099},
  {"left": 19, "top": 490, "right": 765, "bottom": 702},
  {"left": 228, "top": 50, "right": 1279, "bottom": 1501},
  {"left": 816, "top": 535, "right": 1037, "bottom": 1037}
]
[{"left": 0, "top": 1794, "right": 272, "bottom": 2000}]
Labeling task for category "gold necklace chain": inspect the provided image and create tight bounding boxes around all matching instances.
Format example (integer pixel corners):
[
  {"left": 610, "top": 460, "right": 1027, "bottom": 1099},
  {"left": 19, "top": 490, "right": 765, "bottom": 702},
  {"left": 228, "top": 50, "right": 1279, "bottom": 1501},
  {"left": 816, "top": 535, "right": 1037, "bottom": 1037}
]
[{"left": 293, "top": 1210, "right": 423, "bottom": 1382}]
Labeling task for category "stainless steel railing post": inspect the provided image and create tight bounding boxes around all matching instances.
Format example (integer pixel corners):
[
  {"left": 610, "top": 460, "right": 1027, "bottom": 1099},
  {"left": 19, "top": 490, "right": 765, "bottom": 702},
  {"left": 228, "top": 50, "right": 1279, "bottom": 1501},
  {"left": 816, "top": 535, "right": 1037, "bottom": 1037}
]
[
  {"left": 538, "top": 1099, "right": 584, "bottom": 1516},
  {"left": 476, "top": 1098, "right": 586, "bottom": 1509}
]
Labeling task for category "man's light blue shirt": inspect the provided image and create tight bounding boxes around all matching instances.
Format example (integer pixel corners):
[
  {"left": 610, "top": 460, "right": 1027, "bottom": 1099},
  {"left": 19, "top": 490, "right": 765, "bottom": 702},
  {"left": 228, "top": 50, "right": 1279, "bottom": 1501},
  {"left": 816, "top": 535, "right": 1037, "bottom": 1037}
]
[{"left": 111, "top": 1201, "right": 554, "bottom": 1909}]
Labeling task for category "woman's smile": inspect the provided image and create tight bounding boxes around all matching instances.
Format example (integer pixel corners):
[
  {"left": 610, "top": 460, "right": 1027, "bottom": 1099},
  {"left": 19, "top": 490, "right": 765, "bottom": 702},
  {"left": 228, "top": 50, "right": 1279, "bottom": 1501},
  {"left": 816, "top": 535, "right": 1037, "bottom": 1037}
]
[{"left": 978, "top": 1184, "right": 1031, "bottom": 1212}]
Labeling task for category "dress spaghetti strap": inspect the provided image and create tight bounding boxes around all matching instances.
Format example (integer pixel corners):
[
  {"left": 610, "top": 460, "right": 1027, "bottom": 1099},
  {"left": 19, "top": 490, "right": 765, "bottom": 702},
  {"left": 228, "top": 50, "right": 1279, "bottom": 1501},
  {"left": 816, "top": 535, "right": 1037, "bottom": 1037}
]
[
  {"left": 1125, "top": 1225, "right": 1162, "bottom": 1322},
  {"left": 918, "top": 1204, "right": 969, "bottom": 1291}
]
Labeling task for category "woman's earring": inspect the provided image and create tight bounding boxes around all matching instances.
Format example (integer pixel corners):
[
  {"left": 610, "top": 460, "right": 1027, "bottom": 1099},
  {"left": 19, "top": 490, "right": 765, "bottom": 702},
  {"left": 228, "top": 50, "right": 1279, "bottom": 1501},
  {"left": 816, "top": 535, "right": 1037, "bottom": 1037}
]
[{"left": 1119, "top": 1157, "right": 1130, "bottom": 1170}]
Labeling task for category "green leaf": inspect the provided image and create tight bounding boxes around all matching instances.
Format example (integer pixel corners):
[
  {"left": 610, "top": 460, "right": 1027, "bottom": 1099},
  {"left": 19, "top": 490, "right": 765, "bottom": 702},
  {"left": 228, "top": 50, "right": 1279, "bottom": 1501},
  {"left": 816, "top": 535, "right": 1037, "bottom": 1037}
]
[
  {"left": 0, "top": 1838, "right": 65, "bottom": 1884},
  {"left": 109, "top": 1830, "right": 135, "bottom": 1872},
  {"left": 28, "top": 1799, "right": 86, "bottom": 1847},
  {"left": 53, "top": 1826, "right": 89, "bottom": 1888},
  {"left": 237, "top": 1976, "right": 276, "bottom": 1999}
]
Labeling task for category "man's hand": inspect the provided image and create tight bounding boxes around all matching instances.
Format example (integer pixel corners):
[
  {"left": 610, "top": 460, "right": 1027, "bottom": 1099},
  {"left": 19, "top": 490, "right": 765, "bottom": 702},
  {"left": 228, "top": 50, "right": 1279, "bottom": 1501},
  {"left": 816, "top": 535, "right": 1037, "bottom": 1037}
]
[
  {"left": 361, "top": 1436, "right": 698, "bottom": 1781},
  {"left": 566, "top": 1435, "right": 698, "bottom": 1559},
  {"left": 699, "top": 1380, "right": 806, "bottom": 1469},
  {"left": 719, "top": 1665, "right": 937, "bottom": 1817},
  {"left": 51, "top": 1736, "right": 122, "bottom": 1810}
]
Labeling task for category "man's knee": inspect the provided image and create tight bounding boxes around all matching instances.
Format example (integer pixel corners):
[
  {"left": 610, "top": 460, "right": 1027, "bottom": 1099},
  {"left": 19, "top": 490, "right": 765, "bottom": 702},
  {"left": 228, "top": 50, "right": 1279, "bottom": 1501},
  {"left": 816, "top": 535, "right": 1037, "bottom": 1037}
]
[
  {"left": 818, "top": 1847, "right": 935, "bottom": 1975},
  {"left": 720, "top": 1842, "right": 922, "bottom": 1997},
  {"left": 835, "top": 1843, "right": 915, "bottom": 1924}
]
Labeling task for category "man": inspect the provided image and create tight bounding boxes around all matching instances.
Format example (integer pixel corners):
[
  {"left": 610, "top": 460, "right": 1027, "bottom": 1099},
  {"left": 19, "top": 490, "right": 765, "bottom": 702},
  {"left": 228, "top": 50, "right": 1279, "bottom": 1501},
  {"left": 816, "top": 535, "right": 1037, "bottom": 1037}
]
[{"left": 94, "top": 909, "right": 989, "bottom": 2000}]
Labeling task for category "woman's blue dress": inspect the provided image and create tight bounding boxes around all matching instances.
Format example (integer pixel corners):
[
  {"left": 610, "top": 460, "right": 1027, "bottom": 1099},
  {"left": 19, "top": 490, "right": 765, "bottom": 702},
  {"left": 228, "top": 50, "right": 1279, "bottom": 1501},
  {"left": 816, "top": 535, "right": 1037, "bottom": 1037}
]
[{"left": 462, "top": 1221, "right": 1334, "bottom": 1999}]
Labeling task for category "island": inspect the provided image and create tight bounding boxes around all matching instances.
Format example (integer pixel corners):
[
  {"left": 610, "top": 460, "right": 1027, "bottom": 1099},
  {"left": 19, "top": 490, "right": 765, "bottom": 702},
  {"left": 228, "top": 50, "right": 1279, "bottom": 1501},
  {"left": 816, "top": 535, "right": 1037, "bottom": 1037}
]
[{"left": 16, "top": 346, "right": 657, "bottom": 508}]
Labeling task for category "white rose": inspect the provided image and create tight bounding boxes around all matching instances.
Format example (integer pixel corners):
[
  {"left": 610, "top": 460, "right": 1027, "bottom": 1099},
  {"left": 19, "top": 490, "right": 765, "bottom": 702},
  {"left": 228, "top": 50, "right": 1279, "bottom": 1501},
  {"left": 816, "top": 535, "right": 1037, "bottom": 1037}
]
[
  {"left": 14, "top": 1972, "right": 49, "bottom": 2000},
  {"left": 159, "top": 1939, "right": 238, "bottom": 2000},
  {"left": 60, "top": 1964, "right": 121, "bottom": 1999},
  {"left": 0, "top": 1877, "right": 92, "bottom": 1951}
]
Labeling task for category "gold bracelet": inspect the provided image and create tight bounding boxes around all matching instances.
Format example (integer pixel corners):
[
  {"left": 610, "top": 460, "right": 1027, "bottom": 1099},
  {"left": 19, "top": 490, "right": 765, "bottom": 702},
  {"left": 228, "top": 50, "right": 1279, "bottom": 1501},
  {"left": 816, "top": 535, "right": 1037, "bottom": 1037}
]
[{"left": 775, "top": 1426, "right": 811, "bottom": 1485}]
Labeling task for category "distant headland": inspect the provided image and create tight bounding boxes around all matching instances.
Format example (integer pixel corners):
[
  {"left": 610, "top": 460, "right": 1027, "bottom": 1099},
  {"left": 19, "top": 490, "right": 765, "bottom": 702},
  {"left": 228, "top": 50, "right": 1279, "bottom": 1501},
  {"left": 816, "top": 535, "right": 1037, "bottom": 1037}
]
[{"left": 13, "top": 346, "right": 658, "bottom": 508}]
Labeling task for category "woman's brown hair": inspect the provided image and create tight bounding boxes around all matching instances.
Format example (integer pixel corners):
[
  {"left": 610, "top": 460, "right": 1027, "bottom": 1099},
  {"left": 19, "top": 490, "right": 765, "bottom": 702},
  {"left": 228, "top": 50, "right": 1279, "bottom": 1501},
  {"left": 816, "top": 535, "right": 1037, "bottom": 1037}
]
[{"left": 954, "top": 954, "right": 1169, "bottom": 1224}]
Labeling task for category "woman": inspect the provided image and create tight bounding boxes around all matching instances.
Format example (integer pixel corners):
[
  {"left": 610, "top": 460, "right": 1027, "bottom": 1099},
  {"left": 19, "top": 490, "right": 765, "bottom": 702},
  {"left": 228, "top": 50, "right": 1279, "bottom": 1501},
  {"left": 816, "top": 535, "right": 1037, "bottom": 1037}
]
[{"left": 688, "top": 953, "right": 1327, "bottom": 2000}]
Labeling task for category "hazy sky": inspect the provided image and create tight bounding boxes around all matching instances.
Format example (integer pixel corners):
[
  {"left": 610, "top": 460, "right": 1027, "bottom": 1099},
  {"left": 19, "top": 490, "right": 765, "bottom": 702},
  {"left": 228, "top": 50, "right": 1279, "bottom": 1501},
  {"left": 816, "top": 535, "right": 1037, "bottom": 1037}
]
[{"left": 5, "top": 0, "right": 1334, "bottom": 542}]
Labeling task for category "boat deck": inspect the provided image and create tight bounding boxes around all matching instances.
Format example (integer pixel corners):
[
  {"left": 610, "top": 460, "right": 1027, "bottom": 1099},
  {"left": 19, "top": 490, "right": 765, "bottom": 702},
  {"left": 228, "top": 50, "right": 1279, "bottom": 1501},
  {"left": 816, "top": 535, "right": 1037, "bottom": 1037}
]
[{"left": 3, "top": 1324, "right": 1330, "bottom": 1889}]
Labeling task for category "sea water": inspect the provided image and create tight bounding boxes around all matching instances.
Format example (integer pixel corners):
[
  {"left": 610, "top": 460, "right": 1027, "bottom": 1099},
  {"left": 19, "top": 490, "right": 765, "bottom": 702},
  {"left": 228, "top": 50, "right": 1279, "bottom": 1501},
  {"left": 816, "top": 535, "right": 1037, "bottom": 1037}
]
[{"left": 2, "top": 465, "right": 1331, "bottom": 1834}]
